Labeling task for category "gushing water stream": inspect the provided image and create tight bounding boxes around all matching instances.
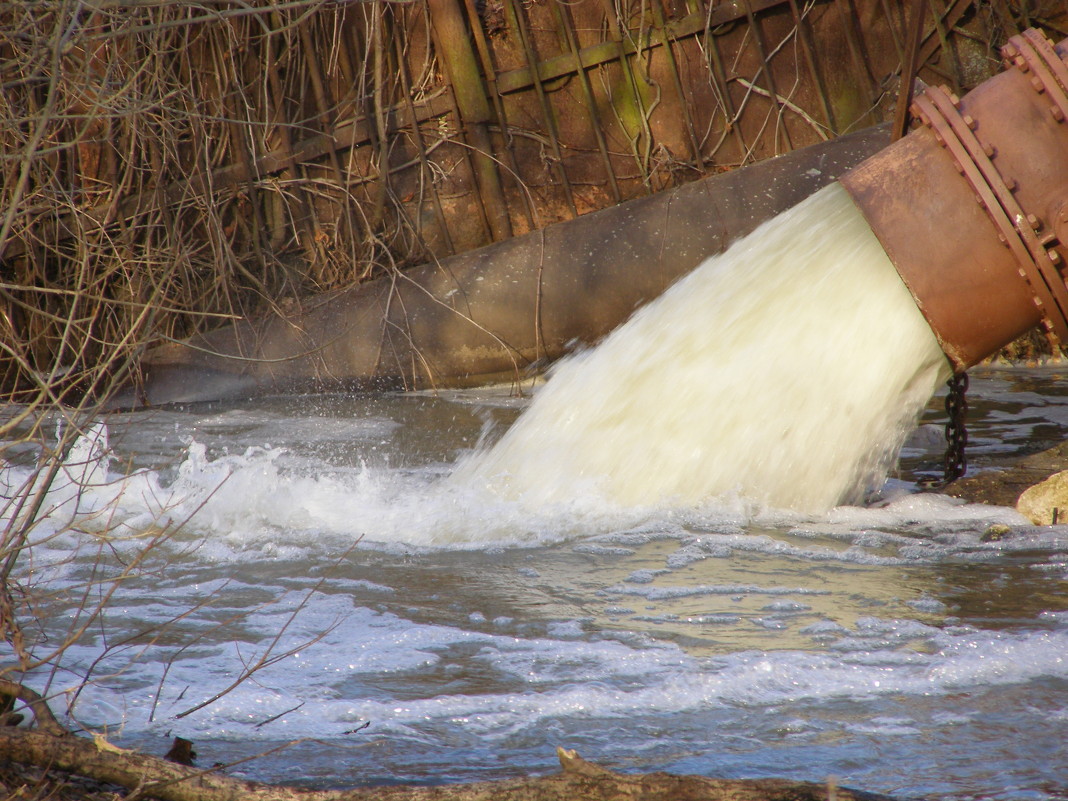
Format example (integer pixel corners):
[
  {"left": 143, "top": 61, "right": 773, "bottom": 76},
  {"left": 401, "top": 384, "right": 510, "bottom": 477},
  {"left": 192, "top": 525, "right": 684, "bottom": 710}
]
[
  {"left": 3, "top": 185, "right": 1068, "bottom": 799},
  {"left": 452, "top": 183, "right": 951, "bottom": 513}
]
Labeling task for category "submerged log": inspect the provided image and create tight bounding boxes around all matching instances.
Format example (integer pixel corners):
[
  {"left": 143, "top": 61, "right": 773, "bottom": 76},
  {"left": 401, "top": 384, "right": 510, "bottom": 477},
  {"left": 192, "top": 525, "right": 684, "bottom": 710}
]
[
  {"left": 0, "top": 725, "right": 896, "bottom": 801},
  {"left": 113, "top": 127, "right": 890, "bottom": 408}
]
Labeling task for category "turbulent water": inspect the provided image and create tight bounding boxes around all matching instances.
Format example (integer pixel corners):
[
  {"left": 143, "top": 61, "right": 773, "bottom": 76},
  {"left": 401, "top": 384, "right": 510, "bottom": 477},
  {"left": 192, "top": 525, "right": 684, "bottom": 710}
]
[
  {"left": 3, "top": 187, "right": 1068, "bottom": 799},
  {"left": 452, "top": 183, "right": 952, "bottom": 514},
  {"left": 5, "top": 373, "right": 1068, "bottom": 799}
]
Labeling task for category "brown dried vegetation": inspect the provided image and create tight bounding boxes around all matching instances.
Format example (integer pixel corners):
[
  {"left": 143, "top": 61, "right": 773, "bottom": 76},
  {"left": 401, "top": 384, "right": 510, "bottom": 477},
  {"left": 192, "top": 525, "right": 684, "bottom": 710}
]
[
  {"left": 3, "top": 0, "right": 1055, "bottom": 404},
  {"left": 0, "top": 2, "right": 1066, "bottom": 799}
]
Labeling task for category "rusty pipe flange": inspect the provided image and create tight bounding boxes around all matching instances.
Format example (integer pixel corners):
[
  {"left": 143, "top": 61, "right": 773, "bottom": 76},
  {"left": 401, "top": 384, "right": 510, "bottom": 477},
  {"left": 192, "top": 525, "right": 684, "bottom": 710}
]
[
  {"left": 840, "top": 29, "right": 1068, "bottom": 371},
  {"left": 1003, "top": 29, "right": 1068, "bottom": 123},
  {"left": 910, "top": 84, "right": 1068, "bottom": 341}
]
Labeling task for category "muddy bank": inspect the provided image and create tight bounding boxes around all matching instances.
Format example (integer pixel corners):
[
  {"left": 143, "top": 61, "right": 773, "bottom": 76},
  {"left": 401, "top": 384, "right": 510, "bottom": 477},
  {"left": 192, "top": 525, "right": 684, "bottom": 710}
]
[
  {"left": 944, "top": 439, "right": 1068, "bottom": 521},
  {"left": 0, "top": 714, "right": 896, "bottom": 801}
]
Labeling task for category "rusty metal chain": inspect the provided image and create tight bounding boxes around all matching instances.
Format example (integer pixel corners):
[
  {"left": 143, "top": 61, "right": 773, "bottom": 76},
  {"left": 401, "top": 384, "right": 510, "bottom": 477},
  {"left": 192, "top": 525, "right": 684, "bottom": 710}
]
[{"left": 942, "top": 372, "right": 969, "bottom": 484}]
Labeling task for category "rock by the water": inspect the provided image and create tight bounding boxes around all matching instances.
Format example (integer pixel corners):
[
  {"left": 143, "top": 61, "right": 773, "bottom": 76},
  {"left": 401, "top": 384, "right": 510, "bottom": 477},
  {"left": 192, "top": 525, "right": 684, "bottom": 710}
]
[
  {"left": 1016, "top": 469, "right": 1068, "bottom": 525},
  {"left": 944, "top": 440, "right": 1068, "bottom": 511}
]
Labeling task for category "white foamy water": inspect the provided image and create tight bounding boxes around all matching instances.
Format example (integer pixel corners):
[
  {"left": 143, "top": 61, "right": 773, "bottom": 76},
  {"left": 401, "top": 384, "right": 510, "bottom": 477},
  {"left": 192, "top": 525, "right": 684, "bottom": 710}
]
[
  {"left": 5, "top": 366, "right": 1068, "bottom": 800},
  {"left": 5, "top": 183, "right": 1068, "bottom": 799},
  {"left": 451, "top": 183, "right": 952, "bottom": 514}
]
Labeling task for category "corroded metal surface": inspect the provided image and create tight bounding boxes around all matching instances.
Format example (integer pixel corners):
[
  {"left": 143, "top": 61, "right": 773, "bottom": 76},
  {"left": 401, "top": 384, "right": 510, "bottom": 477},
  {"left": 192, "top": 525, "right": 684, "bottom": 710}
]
[
  {"left": 842, "top": 31, "right": 1068, "bottom": 371},
  {"left": 113, "top": 25, "right": 1068, "bottom": 406},
  {"left": 114, "top": 128, "right": 889, "bottom": 407}
]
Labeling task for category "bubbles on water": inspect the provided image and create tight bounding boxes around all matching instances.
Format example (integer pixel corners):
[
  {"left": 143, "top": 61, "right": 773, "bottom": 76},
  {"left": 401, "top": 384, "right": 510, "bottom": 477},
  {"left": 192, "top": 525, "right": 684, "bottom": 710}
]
[
  {"left": 3, "top": 418, "right": 1047, "bottom": 564},
  {"left": 7, "top": 199, "right": 1068, "bottom": 798},
  {"left": 450, "top": 183, "right": 953, "bottom": 514}
]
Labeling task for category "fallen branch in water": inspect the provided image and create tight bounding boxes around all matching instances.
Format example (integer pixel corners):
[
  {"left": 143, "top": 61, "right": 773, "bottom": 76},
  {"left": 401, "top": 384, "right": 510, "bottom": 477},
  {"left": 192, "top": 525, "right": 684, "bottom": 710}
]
[{"left": 0, "top": 686, "right": 896, "bottom": 801}]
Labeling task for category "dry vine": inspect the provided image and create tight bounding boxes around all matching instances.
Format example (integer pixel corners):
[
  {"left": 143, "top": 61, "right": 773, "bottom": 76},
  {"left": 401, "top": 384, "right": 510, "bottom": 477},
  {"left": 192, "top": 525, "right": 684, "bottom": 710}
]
[
  {"left": 0, "top": 2, "right": 1062, "bottom": 799},
  {"left": 0, "top": 0, "right": 437, "bottom": 402}
]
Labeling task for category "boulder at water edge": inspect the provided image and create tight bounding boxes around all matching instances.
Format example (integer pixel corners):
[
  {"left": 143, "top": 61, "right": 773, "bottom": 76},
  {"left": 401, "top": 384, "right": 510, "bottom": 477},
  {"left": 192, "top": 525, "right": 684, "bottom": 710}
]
[{"left": 1016, "top": 468, "right": 1068, "bottom": 525}]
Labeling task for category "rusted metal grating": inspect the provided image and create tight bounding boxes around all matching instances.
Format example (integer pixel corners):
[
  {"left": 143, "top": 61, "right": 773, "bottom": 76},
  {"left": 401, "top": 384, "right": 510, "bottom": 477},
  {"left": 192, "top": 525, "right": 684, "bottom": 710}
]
[{"left": 0, "top": 0, "right": 1063, "bottom": 394}]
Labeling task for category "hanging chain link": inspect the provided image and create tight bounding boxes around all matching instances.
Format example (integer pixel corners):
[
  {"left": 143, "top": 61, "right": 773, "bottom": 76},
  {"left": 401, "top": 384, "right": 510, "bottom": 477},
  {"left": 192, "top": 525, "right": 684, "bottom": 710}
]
[{"left": 942, "top": 372, "right": 969, "bottom": 484}]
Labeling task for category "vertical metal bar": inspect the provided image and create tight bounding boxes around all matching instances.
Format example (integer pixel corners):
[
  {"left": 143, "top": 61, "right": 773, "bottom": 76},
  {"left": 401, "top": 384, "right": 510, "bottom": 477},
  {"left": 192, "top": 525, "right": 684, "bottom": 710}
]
[
  {"left": 989, "top": 0, "right": 1022, "bottom": 37},
  {"left": 878, "top": 0, "right": 907, "bottom": 61},
  {"left": 427, "top": 0, "right": 513, "bottom": 240},
  {"left": 702, "top": 20, "right": 748, "bottom": 162},
  {"left": 393, "top": 12, "right": 455, "bottom": 255},
  {"left": 788, "top": 0, "right": 837, "bottom": 134},
  {"left": 833, "top": 0, "right": 878, "bottom": 121},
  {"left": 551, "top": 0, "right": 622, "bottom": 202},
  {"left": 435, "top": 79, "right": 494, "bottom": 245},
  {"left": 843, "top": 0, "right": 878, "bottom": 85},
  {"left": 742, "top": 0, "right": 793, "bottom": 151},
  {"left": 928, "top": 0, "right": 965, "bottom": 92},
  {"left": 916, "top": 0, "right": 982, "bottom": 70},
  {"left": 503, "top": 0, "right": 577, "bottom": 217},
  {"left": 461, "top": 0, "right": 536, "bottom": 229},
  {"left": 892, "top": 0, "right": 928, "bottom": 141},
  {"left": 597, "top": 0, "right": 654, "bottom": 186},
  {"left": 649, "top": 0, "right": 703, "bottom": 167}
]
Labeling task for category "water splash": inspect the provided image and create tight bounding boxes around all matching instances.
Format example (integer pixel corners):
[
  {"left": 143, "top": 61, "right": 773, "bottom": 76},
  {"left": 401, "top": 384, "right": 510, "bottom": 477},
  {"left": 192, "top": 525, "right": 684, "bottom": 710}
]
[
  {"left": 451, "top": 183, "right": 952, "bottom": 513},
  {"left": 1, "top": 184, "right": 955, "bottom": 549}
]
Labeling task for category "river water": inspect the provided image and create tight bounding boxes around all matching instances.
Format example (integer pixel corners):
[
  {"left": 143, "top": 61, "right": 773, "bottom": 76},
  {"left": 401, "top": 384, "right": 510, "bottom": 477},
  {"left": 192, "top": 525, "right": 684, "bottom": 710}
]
[{"left": 4, "top": 366, "right": 1068, "bottom": 799}]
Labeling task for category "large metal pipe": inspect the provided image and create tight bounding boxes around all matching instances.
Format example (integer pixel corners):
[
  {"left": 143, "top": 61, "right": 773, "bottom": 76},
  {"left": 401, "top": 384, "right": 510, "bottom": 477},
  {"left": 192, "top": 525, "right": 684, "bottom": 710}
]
[
  {"left": 113, "top": 127, "right": 890, "bottom": 407},
  {"left": 116, "top": 29, "right": 1068, "bottom": 408},
  {"left": 841, "top": 29, "right": 1068, "bottom": 372}
]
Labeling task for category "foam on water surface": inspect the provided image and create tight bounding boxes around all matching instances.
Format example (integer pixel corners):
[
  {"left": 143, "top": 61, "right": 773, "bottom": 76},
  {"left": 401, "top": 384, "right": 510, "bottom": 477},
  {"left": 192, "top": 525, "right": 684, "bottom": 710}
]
[
  {"left": 6, "top": 371, "right": 1068, "bottom": 800},
  {"left": 5, "top": 185, "right": 1068, "bottom": 797},
  {"left": 0, "top": 421, "right": 1031, "bottom": 559}
]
